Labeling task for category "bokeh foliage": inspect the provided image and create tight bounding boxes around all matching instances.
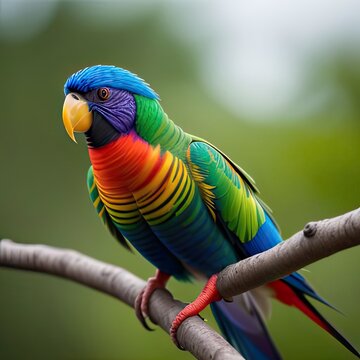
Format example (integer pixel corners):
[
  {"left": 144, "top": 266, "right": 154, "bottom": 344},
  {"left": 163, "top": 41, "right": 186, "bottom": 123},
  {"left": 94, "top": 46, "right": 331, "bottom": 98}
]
[{"left": 0, "top": 3, "right": 359, "bottom": 359}]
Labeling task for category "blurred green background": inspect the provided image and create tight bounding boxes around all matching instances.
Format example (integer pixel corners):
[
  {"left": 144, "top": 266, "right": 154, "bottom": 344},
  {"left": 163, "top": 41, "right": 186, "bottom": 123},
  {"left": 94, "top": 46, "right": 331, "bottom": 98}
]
[{"left": 0, "top": 1, "right": 359, "bottom": 359}]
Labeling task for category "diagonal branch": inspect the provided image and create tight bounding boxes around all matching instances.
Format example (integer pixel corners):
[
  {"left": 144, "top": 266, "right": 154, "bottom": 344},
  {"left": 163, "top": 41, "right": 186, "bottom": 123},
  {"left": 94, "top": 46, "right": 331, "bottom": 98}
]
[
  {"left": 0, "top": 208, "right": 359, "bottom": 359},
  {"left": 217, "top": 207, "right": 360, "bottom": 298},
  {"left": 0, "top": 239, "right": 243, "bottom": 360}
]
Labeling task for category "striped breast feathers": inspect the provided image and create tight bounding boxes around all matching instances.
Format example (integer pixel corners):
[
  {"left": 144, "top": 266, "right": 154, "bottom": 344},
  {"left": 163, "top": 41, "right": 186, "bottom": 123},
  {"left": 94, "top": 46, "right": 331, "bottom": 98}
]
[{"left": 87, "top": 166, "right": 132, "bottom": 251}]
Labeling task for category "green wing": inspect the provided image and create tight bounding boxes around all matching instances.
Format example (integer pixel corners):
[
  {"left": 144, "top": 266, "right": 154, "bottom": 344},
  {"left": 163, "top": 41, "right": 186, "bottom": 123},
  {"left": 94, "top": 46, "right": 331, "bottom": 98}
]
[
  {"left": 190, "top": 135, "right": 259, "bottom": 192},
  {"left": 87, "top": 166, "right": 132, "bottom": 251},
  {"left": 187, "top": 137, "right": 280, "bottom": 242},
  {"left": 190, "top": 136, "right": 280, "bottom": 232}
]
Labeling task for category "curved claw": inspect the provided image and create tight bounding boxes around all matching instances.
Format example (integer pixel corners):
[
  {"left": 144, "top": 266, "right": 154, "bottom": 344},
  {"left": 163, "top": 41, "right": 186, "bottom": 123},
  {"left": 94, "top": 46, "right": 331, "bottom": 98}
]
[
  {"left": 169, "top": 274, "right": 222, "bottom": 350},
  {"left": 135, "top": 288, "right": 154, "bottom": 331},
  {"left": 170, "top": 312, "right": 205, "bottom": 349},
  {"left": 170, "top": 318, "right": 186, "bottom": 350},
  {"left": 134, "top": 270, "right": 171, "bottom": 331}
]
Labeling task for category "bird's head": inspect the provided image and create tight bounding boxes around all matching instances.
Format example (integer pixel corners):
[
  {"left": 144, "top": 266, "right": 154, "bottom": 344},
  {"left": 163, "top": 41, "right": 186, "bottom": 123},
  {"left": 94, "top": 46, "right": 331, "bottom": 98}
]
[{"left": 62, "top": 65, "right": 159, "bottom": 145}]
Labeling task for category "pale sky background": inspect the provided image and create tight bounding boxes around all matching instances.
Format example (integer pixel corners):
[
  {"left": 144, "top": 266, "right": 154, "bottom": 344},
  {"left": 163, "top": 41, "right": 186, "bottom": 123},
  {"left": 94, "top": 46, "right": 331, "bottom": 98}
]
[{"left": 1, "top": 0, "right": 360, "bottom": 121}]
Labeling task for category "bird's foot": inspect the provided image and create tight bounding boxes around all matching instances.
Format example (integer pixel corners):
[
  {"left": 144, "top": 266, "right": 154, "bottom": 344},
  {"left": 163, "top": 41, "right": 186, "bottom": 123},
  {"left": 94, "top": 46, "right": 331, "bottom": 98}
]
[
  {"left": 170, "top": 274, "right": 222, "bottom": 348},
  {"left": 135, "top": 269, "right": 170, "bottom": 330}
]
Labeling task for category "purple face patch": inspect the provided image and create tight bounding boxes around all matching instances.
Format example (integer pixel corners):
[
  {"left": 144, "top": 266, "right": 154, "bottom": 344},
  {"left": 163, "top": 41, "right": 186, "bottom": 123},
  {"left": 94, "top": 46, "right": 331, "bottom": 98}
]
[{"left": 85, "top": 88, "right": 136, "bottom": 134}]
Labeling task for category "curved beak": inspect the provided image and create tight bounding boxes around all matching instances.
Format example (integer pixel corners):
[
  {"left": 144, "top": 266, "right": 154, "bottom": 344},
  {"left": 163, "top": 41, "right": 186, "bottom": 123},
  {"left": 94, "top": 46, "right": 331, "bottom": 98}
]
[{"left": 62, "top": 93, "right": 93, "bottom": 143}]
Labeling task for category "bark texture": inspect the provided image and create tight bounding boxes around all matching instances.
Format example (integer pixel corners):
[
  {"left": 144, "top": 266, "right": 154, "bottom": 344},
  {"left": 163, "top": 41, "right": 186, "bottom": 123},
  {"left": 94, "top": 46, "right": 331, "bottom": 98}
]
[{"left": 0, "top": 240, "right": 243, "bottom": 360}]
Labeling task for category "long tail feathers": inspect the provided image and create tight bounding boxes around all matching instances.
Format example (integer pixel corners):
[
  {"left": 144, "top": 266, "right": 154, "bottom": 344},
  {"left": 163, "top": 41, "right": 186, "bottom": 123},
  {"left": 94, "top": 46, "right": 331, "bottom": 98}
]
[
  {"left": 211, "top": 292, "right": 282, "bottom": 360},
  {"left": 269, "top": 280, "right": 360, "bottom": 358},
  {"left": 283, "top": 272, "right": 339, "bottom": 311}
]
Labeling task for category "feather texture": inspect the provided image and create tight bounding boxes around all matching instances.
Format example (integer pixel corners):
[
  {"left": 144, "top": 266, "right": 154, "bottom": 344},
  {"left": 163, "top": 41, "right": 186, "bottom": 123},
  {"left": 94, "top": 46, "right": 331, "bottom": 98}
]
[
  {"left": 188, "top": 141, "right": 265, "bottom": 242},
  {"left": 88, "top": 131, "right": 238, "bottom": 279},
  {"left": 64, "top": 65, "right": 159, "bottom": 100},
  {"left": 211, "top": 295, "right": 281, "bottom": 360}
]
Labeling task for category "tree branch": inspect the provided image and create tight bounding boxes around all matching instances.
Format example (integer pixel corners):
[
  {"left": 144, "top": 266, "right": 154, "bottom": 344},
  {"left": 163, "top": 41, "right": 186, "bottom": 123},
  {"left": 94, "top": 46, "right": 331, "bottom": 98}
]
[
  {"left": 0, "top": 239, "right": 243, "bottom": 360},
  {"left": 217, "top": 208, "right": 360, "bottom": 298},
  {"left": 0, "top": 208, "right": 359, "bottom": 359}
]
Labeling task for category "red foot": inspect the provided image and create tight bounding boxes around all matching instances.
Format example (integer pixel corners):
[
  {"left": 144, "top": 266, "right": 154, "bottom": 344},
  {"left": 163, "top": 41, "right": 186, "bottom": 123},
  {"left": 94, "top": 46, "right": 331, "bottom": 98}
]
[
  {"left": 135, "top": 269, "right": 170, "bottom": 330},
  {"left": 170, "top": 274, "right": 222, "bottom": 348}
]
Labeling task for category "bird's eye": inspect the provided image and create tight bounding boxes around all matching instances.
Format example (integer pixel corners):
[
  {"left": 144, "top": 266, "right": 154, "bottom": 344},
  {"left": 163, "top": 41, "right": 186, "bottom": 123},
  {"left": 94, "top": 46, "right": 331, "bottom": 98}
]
[{"left": 97, "top": 87, "right": 110, "bottom": 101}]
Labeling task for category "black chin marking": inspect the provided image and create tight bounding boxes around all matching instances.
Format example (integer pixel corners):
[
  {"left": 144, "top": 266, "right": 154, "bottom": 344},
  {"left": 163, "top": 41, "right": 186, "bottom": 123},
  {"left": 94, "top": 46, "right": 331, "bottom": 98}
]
[{"left": 85, "top": 112, "right": 121, "bottom": 148}]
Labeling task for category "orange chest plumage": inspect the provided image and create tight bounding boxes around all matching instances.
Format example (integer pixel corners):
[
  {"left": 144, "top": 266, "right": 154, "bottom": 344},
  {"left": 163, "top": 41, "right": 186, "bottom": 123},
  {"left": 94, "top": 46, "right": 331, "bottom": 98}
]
[
  {"left": 89, "top": 131, "right": 171, "bottom": 193},
  {"left": 87, "top": 131, "right": 188, "bottom": 220}
]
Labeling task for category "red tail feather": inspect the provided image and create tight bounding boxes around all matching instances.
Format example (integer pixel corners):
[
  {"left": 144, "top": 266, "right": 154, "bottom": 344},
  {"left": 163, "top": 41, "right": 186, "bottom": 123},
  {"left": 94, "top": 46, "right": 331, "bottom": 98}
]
[
  {"left": 268, "top": 280, "right": 360, "bottom": 358},
  {"left": 269, "top": 280, "right": 329, "bottom": 331}
]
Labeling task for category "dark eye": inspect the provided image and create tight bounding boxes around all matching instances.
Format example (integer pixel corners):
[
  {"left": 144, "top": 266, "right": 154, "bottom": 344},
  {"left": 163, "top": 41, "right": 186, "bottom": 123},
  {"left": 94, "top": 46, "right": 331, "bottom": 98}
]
[{"left": 97, "top": 87, "right": 110, "bottom": 101}]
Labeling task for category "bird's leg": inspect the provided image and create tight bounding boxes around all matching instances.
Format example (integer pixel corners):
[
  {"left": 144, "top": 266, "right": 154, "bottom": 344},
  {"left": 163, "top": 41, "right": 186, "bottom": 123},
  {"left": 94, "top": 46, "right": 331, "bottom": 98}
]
[
  {"left": 170, "top": 274, "right": 222, "bottom": 348},
  {"left": 135, "top": 269, "right": 170, "bottom": 330}
]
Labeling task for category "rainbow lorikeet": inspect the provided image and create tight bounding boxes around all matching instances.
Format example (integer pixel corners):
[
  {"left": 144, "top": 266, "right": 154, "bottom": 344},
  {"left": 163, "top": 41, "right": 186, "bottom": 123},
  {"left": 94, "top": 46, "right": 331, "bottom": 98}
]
[{"left": 62, "top": 65, "right": 359, "bottom": 359}]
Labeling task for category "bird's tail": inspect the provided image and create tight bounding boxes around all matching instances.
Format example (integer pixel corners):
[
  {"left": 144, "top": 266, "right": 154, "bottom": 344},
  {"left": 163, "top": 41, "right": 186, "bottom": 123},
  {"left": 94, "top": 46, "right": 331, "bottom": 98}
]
[
  {"left": 269, "top": 278, "right": 360, "bottom": 358},
  {"left": 211, "top": 290, "right": 282, "bottom": 360}
]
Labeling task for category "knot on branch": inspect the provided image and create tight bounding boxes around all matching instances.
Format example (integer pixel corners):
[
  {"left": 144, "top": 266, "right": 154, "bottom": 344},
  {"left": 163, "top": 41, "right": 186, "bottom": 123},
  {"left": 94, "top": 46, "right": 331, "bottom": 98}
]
[{"left": 303, "top": 222, "right": 317, "bottom": 237}]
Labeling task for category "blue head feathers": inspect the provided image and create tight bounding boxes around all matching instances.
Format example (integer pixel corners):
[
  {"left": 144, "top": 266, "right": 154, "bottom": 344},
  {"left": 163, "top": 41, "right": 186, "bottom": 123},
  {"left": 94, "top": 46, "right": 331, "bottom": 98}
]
[{"left": 64, "top": 65, "right": 159, "bottom": 100}]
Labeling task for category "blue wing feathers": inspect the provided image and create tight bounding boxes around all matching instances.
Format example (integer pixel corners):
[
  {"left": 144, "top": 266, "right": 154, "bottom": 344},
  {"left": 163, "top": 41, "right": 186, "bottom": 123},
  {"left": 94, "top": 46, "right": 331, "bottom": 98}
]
[{"left": 211, "top": 297, "right": 282, "bottom": 360}]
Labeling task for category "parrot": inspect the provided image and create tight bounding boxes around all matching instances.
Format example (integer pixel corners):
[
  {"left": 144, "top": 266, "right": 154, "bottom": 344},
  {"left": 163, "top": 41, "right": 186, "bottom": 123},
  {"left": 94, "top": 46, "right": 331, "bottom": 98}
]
[{"left": 62, "top": 65, "right": 359, "bottom": 359}]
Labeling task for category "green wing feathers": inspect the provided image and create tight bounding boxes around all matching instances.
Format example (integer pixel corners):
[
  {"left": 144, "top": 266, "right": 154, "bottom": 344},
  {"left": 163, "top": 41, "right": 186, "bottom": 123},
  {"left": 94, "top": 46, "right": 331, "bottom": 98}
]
[
  {"left": 87, "top": 166, "right": 132, "bottom": 251},
  {"left": 187, "top": 140, "right": 267, "bottom": 243},
  {"left": 190, "top": 135, "right": 259, "bottom": 193}
]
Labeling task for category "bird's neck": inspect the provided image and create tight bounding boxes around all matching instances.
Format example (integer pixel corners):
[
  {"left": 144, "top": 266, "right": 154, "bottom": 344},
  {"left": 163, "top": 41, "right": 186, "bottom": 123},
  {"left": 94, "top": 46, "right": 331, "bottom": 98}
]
[
  {"left": 85, "top": 112, "right": 121, "bottom": 148},
  {"left": 134, "top": 95, "right": 192, "bottom": 160}
]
